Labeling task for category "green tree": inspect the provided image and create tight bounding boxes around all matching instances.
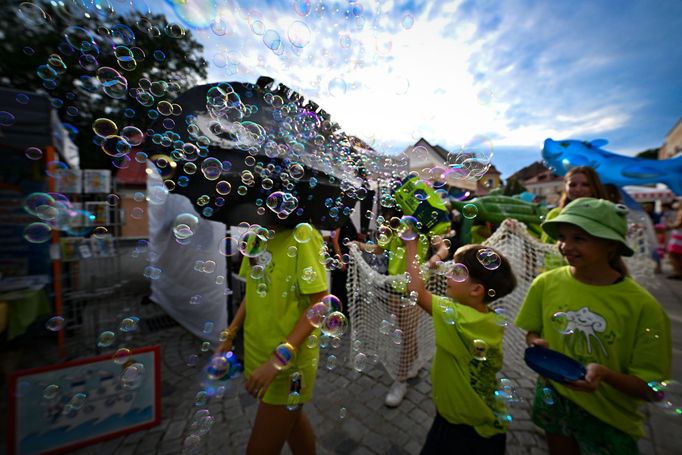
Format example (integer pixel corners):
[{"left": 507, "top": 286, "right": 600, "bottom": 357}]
[
  {"left": 502, "top": 177, "right": 527, "bottom": 196},
  {"left": 0, "top": 1, "right": 207, "bottom": 169}
]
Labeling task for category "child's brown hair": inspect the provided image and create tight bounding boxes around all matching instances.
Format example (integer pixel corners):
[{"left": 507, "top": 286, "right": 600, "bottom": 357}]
[{"left": 453, "top": 244, "right": 517, "bottom": 303}]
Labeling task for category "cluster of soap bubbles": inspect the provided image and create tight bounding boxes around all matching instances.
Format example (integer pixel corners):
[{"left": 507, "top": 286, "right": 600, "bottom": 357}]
[
  {"left": 22, "top": 192, "right": 98, "bottom": 243},
  {"left": 183, "top": 409, "right": 216, "bottom": 455},
  {"left": 238, "top": 224, "right": 271, "bottom": 258},
  {"left": 445, "top": 136, "right": 495, "bottom": 183},
  {"left": 648, "top": 380, "right": 681, "bottom": 416},
  {"left": 378, "top": 313, "right": 404, "bottom": 345},
  {"left": 476, "top": 248, "right": 502, "bottom": 270},
  {"left": 305, "top": 294, "right": 348, "bottom": 338}
]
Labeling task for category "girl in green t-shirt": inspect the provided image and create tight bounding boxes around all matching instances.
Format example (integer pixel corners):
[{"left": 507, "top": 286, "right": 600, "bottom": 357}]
[
  {"left": 516, "top": 198, "right": 672, "bottom": 454},
  {"left": 218, "top": 224, "right": 329, "bottom": 454}
]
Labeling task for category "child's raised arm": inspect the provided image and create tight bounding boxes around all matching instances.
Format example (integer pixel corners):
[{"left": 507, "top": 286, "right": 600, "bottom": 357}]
[{"left": 404, "top": 237, "right": 433, "bottom": 315}]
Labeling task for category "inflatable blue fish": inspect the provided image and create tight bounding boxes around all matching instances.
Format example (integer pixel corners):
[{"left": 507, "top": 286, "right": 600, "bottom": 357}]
[{"left": 542, "top": 138, "right": 682, "bottom": 195}]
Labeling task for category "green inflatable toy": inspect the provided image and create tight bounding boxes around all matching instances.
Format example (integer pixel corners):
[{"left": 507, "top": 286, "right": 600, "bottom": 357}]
[
  {"left": 394, "top": 176, "right": 451, "bottom": 236},
  {"left": 450, "top": 195, "right": 547, "bottom": 244}
]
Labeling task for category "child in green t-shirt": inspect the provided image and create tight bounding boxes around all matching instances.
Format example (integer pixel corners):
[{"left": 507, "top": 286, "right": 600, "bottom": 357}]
[
  {"left": 217, "top": 223, "right": 329, "bottom": 454},
  {"left": 403, "top": 237, "right": 517, "bottom": 454},
  {"left": 515, "top": 198, "right": 672, "bottom": 454}
]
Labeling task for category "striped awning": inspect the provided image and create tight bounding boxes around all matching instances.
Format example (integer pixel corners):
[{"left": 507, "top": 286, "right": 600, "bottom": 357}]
[{"left": 623, "top": 186, "right": 676, "bottom": 203}]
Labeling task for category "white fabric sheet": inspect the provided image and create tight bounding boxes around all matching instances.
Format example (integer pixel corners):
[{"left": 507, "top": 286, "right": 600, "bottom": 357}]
[{"left": 147, "top": 163, "right": 229, "bottom": 343}]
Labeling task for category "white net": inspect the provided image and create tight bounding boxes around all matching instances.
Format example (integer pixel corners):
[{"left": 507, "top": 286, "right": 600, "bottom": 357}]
[{"left": 348, "top": 218, "right": 657, "bottom": 381}]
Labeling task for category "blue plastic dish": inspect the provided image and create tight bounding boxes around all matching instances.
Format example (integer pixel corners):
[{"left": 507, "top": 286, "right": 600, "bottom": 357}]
[{"left": 524, "top": 345, "right": 586, "bottom": 384}]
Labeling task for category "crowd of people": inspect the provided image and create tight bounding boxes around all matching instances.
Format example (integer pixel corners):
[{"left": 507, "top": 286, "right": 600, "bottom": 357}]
[{"left": 216, "top": 167, "right": 677, "bottom": 455}]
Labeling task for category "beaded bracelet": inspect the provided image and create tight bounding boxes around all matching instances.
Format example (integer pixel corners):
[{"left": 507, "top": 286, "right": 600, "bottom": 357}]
[
  {"left": 221, "top": 327, "right": 238, "bottom": 342},
  {"left": 272, "top": 342, "right": 297, "bottom": 370}
]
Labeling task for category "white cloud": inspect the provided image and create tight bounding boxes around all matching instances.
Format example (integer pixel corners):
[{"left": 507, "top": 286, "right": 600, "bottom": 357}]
[{"left": 173, "top": 0, "right": 678, "bottom": 161}]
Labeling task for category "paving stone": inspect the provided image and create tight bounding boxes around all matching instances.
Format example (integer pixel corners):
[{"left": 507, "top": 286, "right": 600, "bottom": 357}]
[
  {"left": 113, "top": 444, "right": 138, "bottom": 455},
  {"left": 341, "top": 417, "right": 370, "bottom": 441},
  {"left": 334, "top": 437, "right": 360, "bottom": 454},
  {"left": 360, "top": 431, "right": 392, "bottom": 454},
  {"left": 123, "top": 431, "right": 147, "bottom": 444},
  {"left": 514, "top": 430, "right": 542, "bottom": 447},
  {"left": 638, "top": 438, "right": 655, "bottom": 455},
  {"left": 386, "top": 445, "right": 409, "bottom": 455},
  {"left": 404, "top": 438, "right": 423, "bottom": 455},
  {"left": 162, "top": 420, "right": 186, "bottom": 443},
  {"left": 136, "top": 433, "right": 163, "bottom": 452},
  {"left": 350, "top": 446, "right": 377, "bottom": 455}
]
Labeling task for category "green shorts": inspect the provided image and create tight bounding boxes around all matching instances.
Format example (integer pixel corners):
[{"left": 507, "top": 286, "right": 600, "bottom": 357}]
[{"left": 532, "top": 380, "right": 638, "bottom": 455}]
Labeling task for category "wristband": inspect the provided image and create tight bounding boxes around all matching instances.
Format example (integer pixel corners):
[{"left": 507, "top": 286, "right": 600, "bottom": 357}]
[{"left": 272, "top": 342, "right": 297, "bottom": 370}]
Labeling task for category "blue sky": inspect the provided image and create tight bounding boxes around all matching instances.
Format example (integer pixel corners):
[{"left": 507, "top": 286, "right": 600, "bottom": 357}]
[{"left": 133, "top": 0, "right": 681, "bottom": 178}]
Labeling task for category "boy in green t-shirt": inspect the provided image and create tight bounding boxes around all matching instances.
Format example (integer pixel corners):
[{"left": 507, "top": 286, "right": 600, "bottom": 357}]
[{"left": 403, "top": 237, "right": 517, "bottom": 454}]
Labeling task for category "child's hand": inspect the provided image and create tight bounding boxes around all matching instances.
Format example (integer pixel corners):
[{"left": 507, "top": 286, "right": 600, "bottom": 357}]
[
  {"left": 566, "top": 363, "right": 608, "bottom": 393},
  {"left": 245, "top": 360, "right": 280, "bottom": 400},
  {"left": 526, "top": 332, "right": 549, "bottom": 348}
]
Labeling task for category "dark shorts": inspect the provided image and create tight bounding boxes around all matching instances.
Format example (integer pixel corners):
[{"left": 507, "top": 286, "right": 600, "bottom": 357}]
[
  {"left": 532, "top": 380, "right": 638, "bottom": 455},
  {"left": 420, "top": 412, "right": 506, "bottom": 455}
]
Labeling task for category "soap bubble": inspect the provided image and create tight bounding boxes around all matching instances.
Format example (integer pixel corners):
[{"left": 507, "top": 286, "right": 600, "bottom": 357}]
[
  {"left": 472, "top": 339, "right": 488, "bottom": 361},
  {"left": 201, "top": 157, "right": 223, "bottom": 181},
  {"left": 648, "top": 380, "right": 682, "bottom": 416},
  {"left": 462, "top": 203, "right": 478, "bottom": 219},
  {"left": 45, "top": 316, "right": 65, "bottom": 331},
  {"left": 266, "top": 191, "right": 298, "bottom": 218},
  {"left": 218, "top": 236, "right": 238, "bottom": 257},
  {"left": 306, "top": 334, "right": 318, "bottom": 348},
  {"left": 328, "top": 78, "right": 347, "bottom": 97},
  {"left": 306, "top": 302, "right": 329, "bottom": 327},
  {"left": 119, "top": 316, "right": 140, "bottom": 333},
  {"left": 397, "top": 216, "right": 419, "bottom": 240},
  {"left": 321, "top": 311, "right": 348, "bottom": 337},
  {"left": 542, "top": 386, "right": 556, "bottom": 405},
  {"left": 92, "top": 118, "right": 118, "bottom": 137},
  {"left": 325, "top": 354, "right": 337, "bottom": 370},
  {"left": 287, "top": 391, "right": 301, "bottom": 411},
  {"left": 353, "top": 353, "right": 368, "bottom": 372},
  {"left": 113, "top": 347, "right": 132, "bottom": 364},
  {"left": 379, "top": 319, "right": 392, "bottom": 335},
  {"left": 446, "top": 263, "right": 469, "bottom": 282},
  {"left": 239, "top": 226, "right": 269, "bottom": 258},
  {"left": 25, "top": 146, "right": 43, "bottom": 160},
  {"left": 551, "top": 312, "right": 574, "bottom": 335},
  {"left": 477, "top": 248, "right": 501, "bottom": 270},
  {"left": 121, "top": 363, "right": 145, "bottom": 390},
  {"left": 97, "top": 331, "right": 116, "bottom": 347},
  {"left": 287, "top": 20, "right": 311, "bottom": 48},
  {"left": 206, "top": 354, "right": 230, "bottom": 380},
  {"left": 493, "top": 307, "right": 508, "bottom": 327},
  {"left": 321, "top": 294, "right": 342, "bottom": 313},
  {"left": 43, "top": 384, "right": 61, "bottom": 400},
  {"left": 294, "top": 223, "right": 314, "bottom": 243},
  {"left": 24, "top": 222, "right": 52, "bottom": 243},
  {"left": 391, "top": 328, "right": 403, "bottom": 345}
]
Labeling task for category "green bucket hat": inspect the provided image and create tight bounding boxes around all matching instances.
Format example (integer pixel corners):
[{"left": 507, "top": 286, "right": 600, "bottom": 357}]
[{"left": 541, "top": 197, "right": 634, "bottom": 257}]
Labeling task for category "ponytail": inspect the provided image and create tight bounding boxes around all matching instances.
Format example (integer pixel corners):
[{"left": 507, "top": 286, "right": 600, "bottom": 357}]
[{"left": 609, "top": 255, "right": 629, "bottom": 277}]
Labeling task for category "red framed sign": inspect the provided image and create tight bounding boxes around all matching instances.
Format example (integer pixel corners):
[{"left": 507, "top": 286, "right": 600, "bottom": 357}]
[{"left": 8, "top": 345, "right": 161, "bottom": 455}]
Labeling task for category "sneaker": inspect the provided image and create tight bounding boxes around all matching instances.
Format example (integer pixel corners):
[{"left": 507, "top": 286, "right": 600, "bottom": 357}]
[{"left": 385, "top": 381, "right": 408, "bottom": 407}]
